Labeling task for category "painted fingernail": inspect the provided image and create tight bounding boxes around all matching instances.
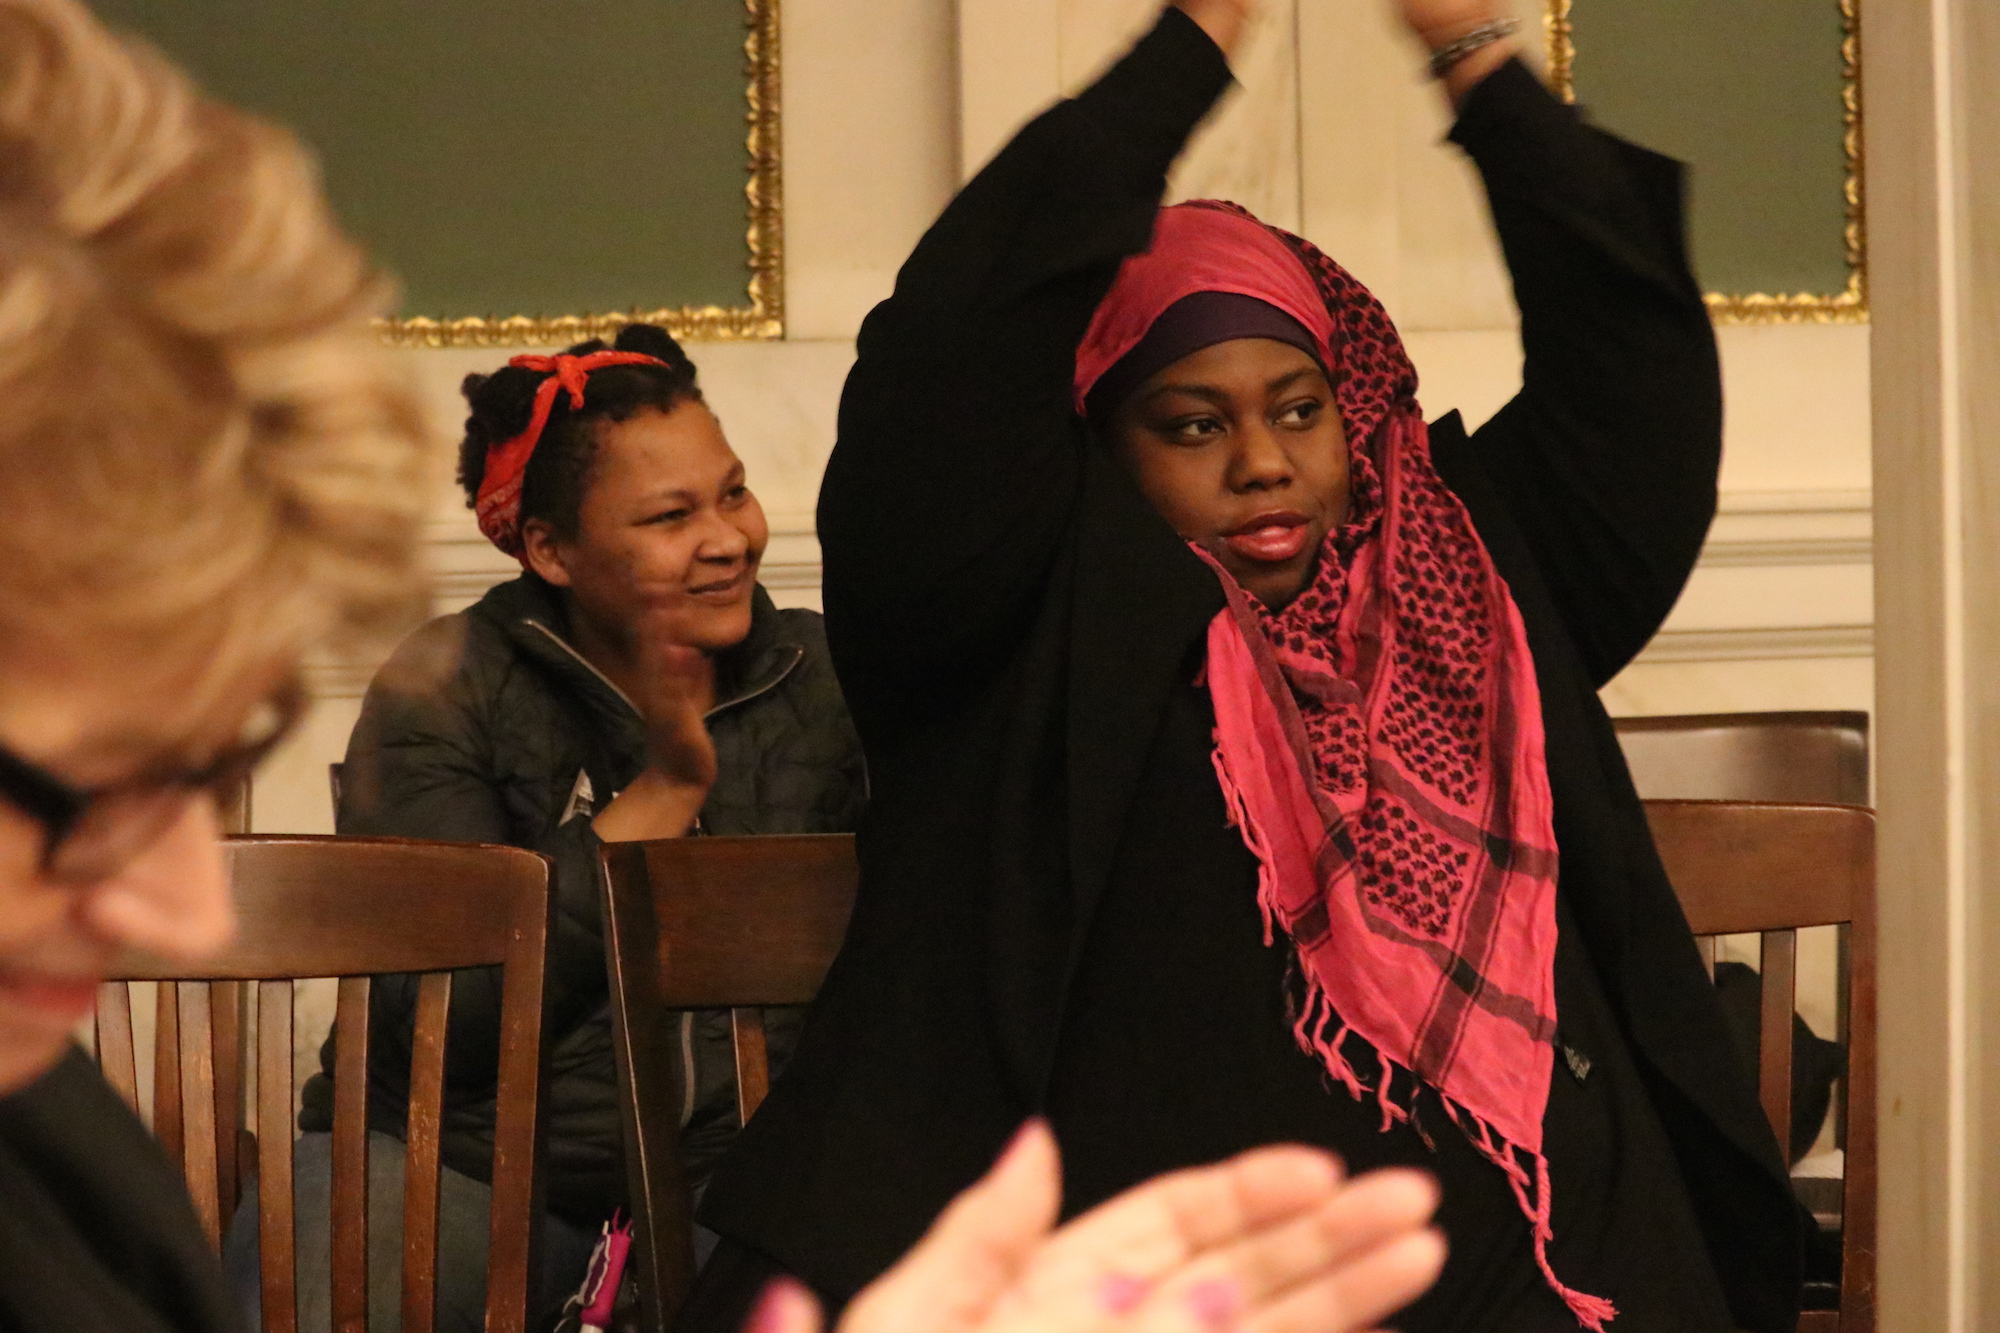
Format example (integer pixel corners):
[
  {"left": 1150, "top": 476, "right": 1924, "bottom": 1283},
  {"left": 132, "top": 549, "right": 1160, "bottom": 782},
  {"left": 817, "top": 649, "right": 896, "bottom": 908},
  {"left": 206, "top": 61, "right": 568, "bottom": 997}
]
[
  {"left": 1101, "top": 1273, "right": 1150, "bottom": 1314},
  {"left": 998, "top": 1116, "right": 1047, "bottom": 1163},
  {"left": 1185, "top": 1278, "right": 1240, "bottom": 1330},
  {"left": 745, "top": 1277, "right": 805, "bottom": 1333}
]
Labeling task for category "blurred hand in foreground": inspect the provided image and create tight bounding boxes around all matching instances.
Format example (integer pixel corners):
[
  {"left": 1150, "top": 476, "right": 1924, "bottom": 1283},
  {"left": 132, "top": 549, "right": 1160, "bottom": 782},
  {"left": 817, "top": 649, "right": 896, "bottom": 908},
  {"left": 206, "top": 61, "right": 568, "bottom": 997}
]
[{"left": 749, "top": 1121, "right": 1445, "bottom": 1333}]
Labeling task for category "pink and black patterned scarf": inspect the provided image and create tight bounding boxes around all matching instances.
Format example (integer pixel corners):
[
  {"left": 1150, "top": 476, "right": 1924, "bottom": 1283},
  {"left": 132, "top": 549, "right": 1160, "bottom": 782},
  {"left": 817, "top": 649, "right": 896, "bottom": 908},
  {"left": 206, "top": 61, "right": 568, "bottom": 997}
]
[{"left": 1076, "top": 202, "right": 1612, "bottom": 1331}]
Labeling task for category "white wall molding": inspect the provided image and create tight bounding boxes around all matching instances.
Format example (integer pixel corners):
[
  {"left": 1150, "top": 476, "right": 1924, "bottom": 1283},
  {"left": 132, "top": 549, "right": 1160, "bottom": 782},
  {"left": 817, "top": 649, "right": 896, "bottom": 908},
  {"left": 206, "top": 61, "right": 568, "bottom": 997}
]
[
  {"left": 341, "top": 491, "right": 1874, "bottom": 697},
  {"left": 1637, "top": 624, "right": 1873, "bottom": 664},
  {"left": 304, "top": 659, "right": 377, "bottom": 704},
  {"left": 1618, "top": 489, "right": 1874, "bottom": 667},
  {"left": 373, "top": 490, "right": 1874, "bottom": 691},
  {"left": 758, "top": 519, "right": 827, "bottom": 591},
  {"left": 1701, "top": 488, "right": 1873, "bottom": 568}
]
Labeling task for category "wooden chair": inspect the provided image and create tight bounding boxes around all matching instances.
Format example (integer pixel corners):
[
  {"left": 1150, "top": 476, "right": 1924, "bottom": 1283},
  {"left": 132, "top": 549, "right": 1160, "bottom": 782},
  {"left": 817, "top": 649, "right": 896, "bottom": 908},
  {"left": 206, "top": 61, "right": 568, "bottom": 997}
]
[
  {"left": 1615, "top": 711, "right": 1868, "bottom": 805},
  {"left": 93, "top": 835, "right": 554, "bottom": 1333},
  {"left": 1617, "top": 711, "right": 1869, "bottom": 1074},
  {"left": 599, "top": 834, "right": 859, "bottom": 1331},
  {"left": 1643, "top": 800, "right": 1876, "bottom": 1333}
]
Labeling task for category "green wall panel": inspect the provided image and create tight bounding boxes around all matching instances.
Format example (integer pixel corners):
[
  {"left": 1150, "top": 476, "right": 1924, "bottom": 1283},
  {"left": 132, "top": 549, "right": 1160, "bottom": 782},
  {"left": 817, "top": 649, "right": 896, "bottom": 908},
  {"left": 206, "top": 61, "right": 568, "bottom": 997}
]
[
  {"left": 93, "top": 0, "right": 755, "bottom": 319},
  {"left": 1568, "top": 0, "right": 1852, "bottom": 299}
]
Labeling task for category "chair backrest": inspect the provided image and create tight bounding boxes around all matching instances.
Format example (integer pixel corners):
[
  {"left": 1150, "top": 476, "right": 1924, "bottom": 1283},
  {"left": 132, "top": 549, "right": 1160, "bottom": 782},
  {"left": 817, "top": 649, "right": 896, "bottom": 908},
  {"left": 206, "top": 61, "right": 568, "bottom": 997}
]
[
  {"left": 1614, "top": 711, "right": 1869, "bottom": 804},
  {"left": 599, "top": 834, "right": 859, "bottom": 1330},
  {"left": 1642, "top": 800, "right": 1875, "bottom": 1333},
  {"left": 94, "top": 835, "right": 553, "bottom": 1333}
]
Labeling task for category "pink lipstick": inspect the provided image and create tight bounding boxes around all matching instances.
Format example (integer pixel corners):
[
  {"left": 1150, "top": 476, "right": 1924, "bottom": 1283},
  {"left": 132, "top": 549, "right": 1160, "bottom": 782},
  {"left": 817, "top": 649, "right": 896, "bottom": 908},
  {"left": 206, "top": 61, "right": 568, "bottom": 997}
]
[{"left": 1222, "top": 511, "right": 1311, "bottom": 564}]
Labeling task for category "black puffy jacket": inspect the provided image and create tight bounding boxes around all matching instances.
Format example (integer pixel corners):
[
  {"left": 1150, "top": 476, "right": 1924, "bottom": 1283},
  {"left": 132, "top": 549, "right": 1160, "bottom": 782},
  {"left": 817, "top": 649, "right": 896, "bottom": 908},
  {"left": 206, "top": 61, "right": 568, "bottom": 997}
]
[{"left": 300, "top": 574, "right": 866, "bottom": 1227}]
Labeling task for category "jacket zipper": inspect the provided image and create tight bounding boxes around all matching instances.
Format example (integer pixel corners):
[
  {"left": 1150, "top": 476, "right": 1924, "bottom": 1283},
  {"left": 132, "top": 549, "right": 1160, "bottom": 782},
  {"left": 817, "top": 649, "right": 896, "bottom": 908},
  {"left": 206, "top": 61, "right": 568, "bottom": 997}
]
[
  {"left": 705, "top": 644, "right": 805, "bottom": 720},
  {"left": 522, "top": 620, "right": 642, "bottom": 718},
  {"left": 522, "top": 621, "right": 805, "bottom": 723}
]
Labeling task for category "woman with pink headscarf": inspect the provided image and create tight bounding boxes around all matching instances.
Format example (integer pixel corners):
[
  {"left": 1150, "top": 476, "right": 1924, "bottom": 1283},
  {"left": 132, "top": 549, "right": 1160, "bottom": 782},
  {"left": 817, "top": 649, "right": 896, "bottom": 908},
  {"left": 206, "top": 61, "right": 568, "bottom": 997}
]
[{"left": 687, "top": 2, "right": 1807, "bottom": 1332}]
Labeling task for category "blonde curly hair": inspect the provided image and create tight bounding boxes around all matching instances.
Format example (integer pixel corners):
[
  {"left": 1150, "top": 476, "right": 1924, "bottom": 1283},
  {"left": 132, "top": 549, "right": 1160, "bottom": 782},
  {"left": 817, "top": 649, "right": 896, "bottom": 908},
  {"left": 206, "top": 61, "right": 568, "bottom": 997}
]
[{"left": 0, "top": 0, "right": 433, "bottom": 696}]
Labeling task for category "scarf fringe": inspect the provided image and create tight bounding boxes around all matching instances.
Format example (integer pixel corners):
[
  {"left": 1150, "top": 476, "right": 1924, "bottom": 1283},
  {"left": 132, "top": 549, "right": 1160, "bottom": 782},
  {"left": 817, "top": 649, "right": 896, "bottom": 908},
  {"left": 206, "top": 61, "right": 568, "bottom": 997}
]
[
  {"left": 1212, "top": 739, "right": 1617, "bottom": 1333},
  {"left": 1439, "top": 1103, "right": 1618, "bottom": 1333},
  {"left": 1212, "top": 745, "right": 1280, "bottom": 949}
]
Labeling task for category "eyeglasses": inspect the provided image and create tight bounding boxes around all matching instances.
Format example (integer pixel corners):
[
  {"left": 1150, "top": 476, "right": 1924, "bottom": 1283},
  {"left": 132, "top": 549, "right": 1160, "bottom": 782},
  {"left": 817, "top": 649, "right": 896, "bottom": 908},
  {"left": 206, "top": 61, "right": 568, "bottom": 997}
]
[{"left": 0, "top": 676, "right": 306, "bottom": 884}]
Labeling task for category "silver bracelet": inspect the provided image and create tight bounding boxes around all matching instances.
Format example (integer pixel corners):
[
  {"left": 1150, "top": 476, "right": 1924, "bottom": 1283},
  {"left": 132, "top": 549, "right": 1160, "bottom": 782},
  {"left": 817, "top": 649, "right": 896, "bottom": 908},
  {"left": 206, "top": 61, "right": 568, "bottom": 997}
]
[{"left": 1427, "top": 18, "right": 1520, "bottom": 78}]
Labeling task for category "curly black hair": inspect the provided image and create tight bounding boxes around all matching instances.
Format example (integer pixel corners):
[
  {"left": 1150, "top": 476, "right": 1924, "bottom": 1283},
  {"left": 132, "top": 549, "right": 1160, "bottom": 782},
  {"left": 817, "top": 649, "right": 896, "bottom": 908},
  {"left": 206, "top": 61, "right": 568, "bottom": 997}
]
[{"left": 457, "top": 322, "right": 703, "bottom": 541}]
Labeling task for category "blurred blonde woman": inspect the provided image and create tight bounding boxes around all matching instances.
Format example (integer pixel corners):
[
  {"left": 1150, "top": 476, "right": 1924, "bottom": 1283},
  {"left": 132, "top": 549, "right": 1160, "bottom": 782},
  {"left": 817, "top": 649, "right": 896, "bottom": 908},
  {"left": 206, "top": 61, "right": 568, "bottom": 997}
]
[
  {"left": 0, "top": 2, "right": 1442, "bottom": 1332},
  {"left": 0, "top": 0, "right": 433, "bottom": 1328}
]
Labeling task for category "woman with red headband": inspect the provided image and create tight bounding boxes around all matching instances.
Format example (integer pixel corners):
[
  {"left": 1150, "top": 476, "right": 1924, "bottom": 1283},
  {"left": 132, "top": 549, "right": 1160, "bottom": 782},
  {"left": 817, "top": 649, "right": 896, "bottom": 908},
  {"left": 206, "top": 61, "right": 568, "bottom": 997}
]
[
  {"left": 239, "top": 323, "right": 868, "bottom": 1332},
  {"left": 685, "top": 1, "right": 1807, "bottom": 1331}
]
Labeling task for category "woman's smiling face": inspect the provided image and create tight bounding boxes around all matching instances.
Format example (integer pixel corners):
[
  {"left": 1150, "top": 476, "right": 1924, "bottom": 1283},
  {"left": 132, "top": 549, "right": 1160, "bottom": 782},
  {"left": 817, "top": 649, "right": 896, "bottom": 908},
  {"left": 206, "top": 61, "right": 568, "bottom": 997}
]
[
  {"left": 1107, "top": 337, "right": 1350, "bottom": 610},
  {"left": 525, "top": 402, "right": 770, "bottom": 657}
]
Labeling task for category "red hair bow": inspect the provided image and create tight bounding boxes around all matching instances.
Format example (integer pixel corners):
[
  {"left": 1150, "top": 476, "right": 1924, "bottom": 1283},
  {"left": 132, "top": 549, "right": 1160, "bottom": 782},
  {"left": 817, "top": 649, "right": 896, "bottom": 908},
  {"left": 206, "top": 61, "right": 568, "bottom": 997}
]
[{"left": 474, "top": 350, "right": 672, "bottom": 559}]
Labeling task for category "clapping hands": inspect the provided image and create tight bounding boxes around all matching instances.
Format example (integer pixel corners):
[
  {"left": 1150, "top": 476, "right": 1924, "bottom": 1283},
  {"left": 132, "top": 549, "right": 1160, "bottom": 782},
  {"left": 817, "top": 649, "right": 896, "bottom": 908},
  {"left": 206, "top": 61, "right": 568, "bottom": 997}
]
[
  {"left": 752, "top": 1122, "right": 1444, "bottom": 1333},
  {"left": 1389, "top": 0, "right": 1513, "bottom": 49},
  {"left": 1172, "top": 0, "right": 1516, "bottom": 103}
]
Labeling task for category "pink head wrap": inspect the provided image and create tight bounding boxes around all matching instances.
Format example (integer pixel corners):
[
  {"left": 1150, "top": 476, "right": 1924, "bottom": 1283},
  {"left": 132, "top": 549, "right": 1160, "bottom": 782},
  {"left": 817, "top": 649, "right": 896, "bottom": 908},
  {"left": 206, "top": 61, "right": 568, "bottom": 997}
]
[{"left": 1075, "top": 202, "right": 1337, "bottom": 413}]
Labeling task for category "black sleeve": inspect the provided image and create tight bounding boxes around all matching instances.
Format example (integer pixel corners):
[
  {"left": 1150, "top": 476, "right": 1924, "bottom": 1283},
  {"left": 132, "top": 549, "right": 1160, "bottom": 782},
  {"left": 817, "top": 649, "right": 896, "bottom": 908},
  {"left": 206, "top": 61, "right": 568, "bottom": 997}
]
[
  {"left": 1445, "top": 60, "right": 1723, "bottom": 686},
  {"left": 816, "top": 8, "right": 1232, "bottom": 732}
]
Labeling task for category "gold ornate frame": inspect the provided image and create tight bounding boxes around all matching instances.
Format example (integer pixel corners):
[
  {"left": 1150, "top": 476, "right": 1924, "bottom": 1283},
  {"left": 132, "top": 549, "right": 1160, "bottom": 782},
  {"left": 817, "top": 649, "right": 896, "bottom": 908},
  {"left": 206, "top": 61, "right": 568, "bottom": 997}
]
[
  {"left": 378, "top": 0, "right": 783, "bottom": 347},
  {"left": 1544, "top": 0, "right": 1865, "bottom": 324}
]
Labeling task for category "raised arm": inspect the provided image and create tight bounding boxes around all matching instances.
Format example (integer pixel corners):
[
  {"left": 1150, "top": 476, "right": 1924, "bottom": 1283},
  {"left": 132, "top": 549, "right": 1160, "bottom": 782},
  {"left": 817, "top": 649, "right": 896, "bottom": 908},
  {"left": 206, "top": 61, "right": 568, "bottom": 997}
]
[
  {"left": 817, "top": 6, "right": 1238, "bottom": 735},
  {"left": 1432, "top": 29, "right": 1723, "bottom": 684}
]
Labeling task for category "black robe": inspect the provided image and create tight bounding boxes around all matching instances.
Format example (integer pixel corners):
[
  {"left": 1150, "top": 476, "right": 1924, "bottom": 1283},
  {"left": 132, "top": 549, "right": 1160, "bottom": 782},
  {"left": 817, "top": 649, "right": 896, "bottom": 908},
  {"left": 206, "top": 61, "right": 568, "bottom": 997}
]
[
  {"left": 700, "top": 13, "right": 1804, "bottom": 1333},
  {"left": 0, "top": 1049, "right": 237, "bottom": 1333}
]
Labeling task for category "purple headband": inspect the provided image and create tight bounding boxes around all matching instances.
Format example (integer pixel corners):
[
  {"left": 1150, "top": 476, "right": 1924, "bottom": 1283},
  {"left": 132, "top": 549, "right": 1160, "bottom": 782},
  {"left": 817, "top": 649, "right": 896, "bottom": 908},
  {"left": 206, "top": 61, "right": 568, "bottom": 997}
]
[{"left": 1084, "top": 290, "right": 1325, "bottom": 421}]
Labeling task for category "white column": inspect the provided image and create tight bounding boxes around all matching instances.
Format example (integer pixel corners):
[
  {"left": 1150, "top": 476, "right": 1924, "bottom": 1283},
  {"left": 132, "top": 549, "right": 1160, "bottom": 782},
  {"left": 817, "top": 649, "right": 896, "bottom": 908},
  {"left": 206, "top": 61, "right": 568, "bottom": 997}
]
[
  {"left": 957, "top": 0, "right": 1062, "bottom": 180},
  {"left": 1864, "top": 0, "right": 2000, "bottom": 1327}
]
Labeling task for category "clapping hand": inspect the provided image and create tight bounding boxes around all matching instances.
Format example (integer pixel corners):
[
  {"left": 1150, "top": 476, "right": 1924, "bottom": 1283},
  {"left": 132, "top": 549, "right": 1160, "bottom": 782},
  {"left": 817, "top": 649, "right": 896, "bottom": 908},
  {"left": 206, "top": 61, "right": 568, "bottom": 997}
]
[
  {"left": 591, "top": 611, "right": 717, "bottom": 843},
  {"left": 751, "top": 1122, "right": 1445, "bottom": 1333},
  {"left": 631, "top": 625, "right": 717, "bottom": 793},
  {"left": 1173, "top": 0, "right": 1515, "bottom": 100}
]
